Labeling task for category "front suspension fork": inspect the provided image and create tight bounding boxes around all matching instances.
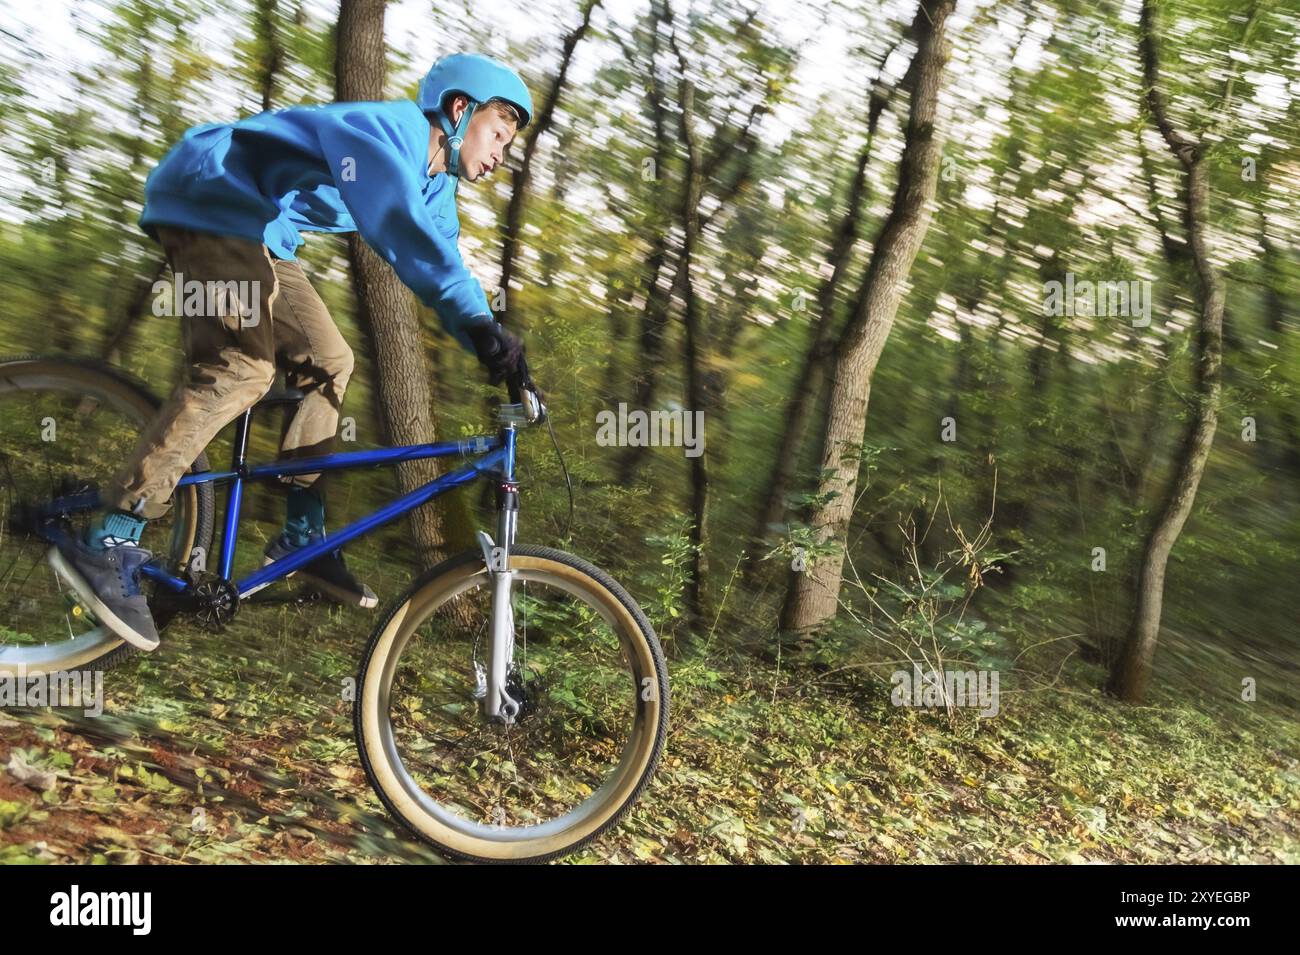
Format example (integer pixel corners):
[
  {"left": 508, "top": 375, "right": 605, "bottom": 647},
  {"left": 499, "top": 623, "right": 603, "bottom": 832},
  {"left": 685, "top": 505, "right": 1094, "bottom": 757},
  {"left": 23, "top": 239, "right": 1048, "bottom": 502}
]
[{"left": 476, "top": 476, "right": 521, "bottom": 724}]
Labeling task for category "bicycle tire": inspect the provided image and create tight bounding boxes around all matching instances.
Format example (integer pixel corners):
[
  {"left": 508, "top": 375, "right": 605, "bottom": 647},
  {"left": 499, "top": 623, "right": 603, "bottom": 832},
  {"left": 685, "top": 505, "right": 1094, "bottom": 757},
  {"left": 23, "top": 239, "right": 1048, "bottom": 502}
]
[
  {"left": 0, "top": 355, "right": 215, "bottom": 674},
  {"left": 354, "top": 544, "right": 670, "bottom": 864}
]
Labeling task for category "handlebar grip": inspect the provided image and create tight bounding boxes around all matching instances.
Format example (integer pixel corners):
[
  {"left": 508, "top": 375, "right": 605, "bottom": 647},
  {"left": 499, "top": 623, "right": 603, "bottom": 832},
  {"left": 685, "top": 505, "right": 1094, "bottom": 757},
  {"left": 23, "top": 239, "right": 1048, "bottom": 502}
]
[
  {"left": 507, "top": 351, "right": 533, "bottom": 405},
  {"left": 504, "top": 360, "right": 546, "bottom": 424}
]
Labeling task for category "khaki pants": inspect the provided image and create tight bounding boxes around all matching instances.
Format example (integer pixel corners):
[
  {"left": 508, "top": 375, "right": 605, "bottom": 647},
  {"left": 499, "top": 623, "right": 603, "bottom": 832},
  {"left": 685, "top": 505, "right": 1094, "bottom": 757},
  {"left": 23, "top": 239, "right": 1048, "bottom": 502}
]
[{"left": 108, "top": 227, "right": 354, "bottom": 520}]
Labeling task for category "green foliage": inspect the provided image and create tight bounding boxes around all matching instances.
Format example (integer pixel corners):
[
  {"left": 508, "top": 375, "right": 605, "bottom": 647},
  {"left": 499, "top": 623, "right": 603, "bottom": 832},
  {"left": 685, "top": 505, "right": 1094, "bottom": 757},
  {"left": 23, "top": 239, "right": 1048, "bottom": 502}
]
[{"left": 641, "top": 514, "right": 698, "bottom": 641}]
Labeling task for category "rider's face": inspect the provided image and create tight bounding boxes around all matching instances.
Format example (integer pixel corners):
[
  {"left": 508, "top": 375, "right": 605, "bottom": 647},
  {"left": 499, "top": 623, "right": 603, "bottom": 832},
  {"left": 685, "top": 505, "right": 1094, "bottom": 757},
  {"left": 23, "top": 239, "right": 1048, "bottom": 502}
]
[{"left": 449, "top": 97, "right": 517, "bottom": 182}]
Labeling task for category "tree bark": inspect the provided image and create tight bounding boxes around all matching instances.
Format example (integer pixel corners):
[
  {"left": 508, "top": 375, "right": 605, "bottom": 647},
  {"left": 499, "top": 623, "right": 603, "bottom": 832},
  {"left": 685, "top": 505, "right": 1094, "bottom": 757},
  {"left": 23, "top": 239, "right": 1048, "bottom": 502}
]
[
  {"left": 335, "top": 0, "right": 474, "bottom": 571},
  {"left": 253, "top": 0, "right": 285, "bottom": 113},
  {"left": 616, "top": 0, "right": 682, "bottom": 487},
  {"left": 779, "top": 0, "right": 956, "bottom": 637},
  {"left": 742, "top": 35, "right": 907, "bottom": 586},
  {"left": 664, "top": 12, "right": 710, "bottom": 626},
  {"left": 1107, "top": 0, "right": 1226, "bottom": 702}
]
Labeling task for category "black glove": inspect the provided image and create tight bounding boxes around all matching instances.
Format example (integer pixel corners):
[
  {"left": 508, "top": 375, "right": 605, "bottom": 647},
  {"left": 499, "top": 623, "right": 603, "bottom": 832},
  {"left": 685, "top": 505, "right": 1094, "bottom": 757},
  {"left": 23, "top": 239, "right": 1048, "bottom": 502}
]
[{"left": 466, "top": 319, "right": 525, "bottom": 386}]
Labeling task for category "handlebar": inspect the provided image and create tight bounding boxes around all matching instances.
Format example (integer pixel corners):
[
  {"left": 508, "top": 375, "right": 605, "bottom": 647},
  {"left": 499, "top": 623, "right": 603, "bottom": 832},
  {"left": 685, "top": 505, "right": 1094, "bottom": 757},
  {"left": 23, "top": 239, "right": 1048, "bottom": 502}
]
[{"left": 505, "top": 361, "right": 545, "bottom": 425}]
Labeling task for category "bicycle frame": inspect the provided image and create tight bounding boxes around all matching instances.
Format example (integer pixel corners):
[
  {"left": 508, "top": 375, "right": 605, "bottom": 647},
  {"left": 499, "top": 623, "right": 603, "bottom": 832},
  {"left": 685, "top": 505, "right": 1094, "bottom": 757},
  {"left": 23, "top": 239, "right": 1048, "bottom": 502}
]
[
  {"left": 140, "top": 404, "right": 528, "bottom": 721},
  {"left": 138, "top": 406, "right": 520, "bottom": 599},
  {"left": 16, "top": 370, "right": 543, "bottom": 723}
]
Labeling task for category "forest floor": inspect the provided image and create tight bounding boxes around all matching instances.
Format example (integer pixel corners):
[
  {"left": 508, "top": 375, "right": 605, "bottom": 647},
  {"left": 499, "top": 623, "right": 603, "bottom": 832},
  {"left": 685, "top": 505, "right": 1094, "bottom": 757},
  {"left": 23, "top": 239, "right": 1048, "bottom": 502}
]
[{"left": 2, "top": 558, "right": 1297, "bottom": 865}]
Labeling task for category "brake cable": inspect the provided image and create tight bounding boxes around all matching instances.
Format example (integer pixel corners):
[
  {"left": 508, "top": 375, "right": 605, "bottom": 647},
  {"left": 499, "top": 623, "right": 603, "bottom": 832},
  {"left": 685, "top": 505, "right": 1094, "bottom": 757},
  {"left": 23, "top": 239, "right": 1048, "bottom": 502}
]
[
  {"left": 543, "top": 403, "right": 575, "bottom": 542},
  {"left": 518, "top": 383, "right": 574, "bottom": 543}
]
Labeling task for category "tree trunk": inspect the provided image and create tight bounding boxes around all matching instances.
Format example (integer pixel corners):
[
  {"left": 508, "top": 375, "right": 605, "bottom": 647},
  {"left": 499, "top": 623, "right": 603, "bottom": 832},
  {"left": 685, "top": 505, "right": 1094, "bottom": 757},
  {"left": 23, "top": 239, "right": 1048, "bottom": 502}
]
[
  {"left": 616, "top": 0, "right": 679, "bottom": 487},
  {"left": 1107, "top": 0, "right": 1226, "bottom": 702},
  {"left": 665, "top": 18, "right": 709, "bottom": 626},
  {"left": 742, "top": 37, "right": 905, "bottom": 586},
  {"left": 253, "top": 0, "right": 285, "bottom": 113},
  {"left": 1260, "top": 224, "right": 1300, "bottom": 473},
  {"left": 705, "top": 206, "right": 766, "bottom": 480},
  {"left": 334, "top": 0, "right": 474, "bottom": 571},
  {"left": 498, "top": 0, "right": 601, "bottom": 309},
  {"left": 779, "top": 0, "right": 956, "bottom": 637}
]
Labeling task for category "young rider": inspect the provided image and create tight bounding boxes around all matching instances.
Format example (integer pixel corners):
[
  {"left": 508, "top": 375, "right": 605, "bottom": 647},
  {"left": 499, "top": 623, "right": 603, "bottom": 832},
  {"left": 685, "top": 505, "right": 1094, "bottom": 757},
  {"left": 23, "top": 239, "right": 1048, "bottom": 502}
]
[{"left": 52, "top": 52, "right": 533, "bottom": 651}]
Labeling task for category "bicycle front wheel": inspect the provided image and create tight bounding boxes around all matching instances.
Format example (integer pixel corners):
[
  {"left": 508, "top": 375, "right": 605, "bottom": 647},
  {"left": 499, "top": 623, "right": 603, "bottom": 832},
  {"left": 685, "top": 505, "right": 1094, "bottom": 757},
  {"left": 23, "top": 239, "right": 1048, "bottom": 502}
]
[{"left": 355, "top": 544, "right": 669, "bottom": 863}]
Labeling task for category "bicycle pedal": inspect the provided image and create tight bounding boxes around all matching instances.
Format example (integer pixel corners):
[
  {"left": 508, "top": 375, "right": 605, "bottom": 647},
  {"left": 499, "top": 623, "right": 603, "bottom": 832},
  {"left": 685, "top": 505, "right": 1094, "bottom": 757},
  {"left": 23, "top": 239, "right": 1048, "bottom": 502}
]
[
  {"left": 47, "top": 551, "right": 106, "bottom": 628},
  {"left": 46, "top": 481, "right": 102, "bottom": 518},
  {"left": 56, "top": 582, "right": 98, "bottom": 624},
  {"left": 245, "top": 586, "right": 322, "bottom": 606}
]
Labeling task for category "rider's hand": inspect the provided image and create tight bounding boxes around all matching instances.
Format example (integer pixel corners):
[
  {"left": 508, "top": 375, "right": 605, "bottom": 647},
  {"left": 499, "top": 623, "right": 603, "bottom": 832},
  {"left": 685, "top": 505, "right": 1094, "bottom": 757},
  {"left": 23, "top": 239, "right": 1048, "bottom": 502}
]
[{"left": 467, "top": 319, "right": 526, "bottom": 387}]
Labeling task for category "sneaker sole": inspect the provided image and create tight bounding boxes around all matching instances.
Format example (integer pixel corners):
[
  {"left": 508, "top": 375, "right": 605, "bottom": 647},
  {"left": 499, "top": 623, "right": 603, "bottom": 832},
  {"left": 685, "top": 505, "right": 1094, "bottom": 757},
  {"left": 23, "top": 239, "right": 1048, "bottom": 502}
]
[
  {"left": 261, "top": 555, "right": 378, "bottom": 610},
  {"left": 47, "top": 547, "right": 161, "bottom": 652}
]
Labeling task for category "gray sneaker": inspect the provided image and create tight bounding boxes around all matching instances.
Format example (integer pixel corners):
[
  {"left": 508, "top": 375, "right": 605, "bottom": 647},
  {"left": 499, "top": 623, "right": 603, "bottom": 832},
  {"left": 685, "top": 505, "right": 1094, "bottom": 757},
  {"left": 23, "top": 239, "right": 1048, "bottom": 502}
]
[{"left": 47, "top": 539, "right": 161, "bottom": 651}]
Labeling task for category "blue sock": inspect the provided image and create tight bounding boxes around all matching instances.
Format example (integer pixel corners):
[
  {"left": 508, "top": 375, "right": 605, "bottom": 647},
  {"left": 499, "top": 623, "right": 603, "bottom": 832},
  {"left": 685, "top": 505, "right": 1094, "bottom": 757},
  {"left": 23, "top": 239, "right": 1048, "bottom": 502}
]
[
  {"left": 87, "top": 509, "right": 147, "bottom": 551},
  {"left": 283, "top": 485, "right": 325, "bottom": 547}
]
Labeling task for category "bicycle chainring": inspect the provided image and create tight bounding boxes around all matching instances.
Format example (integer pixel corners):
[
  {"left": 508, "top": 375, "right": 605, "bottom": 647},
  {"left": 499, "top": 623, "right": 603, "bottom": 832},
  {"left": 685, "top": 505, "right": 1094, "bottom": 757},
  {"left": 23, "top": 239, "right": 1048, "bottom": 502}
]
[{"left": 190, "top": 574, "right": 241, "bottom": 630}]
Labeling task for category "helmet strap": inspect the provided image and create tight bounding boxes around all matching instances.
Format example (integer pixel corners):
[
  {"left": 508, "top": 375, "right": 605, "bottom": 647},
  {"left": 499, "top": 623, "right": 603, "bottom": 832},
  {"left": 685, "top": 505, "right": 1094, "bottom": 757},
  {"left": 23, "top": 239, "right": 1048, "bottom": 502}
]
[{"left": 437, "top": 99, "right": 479, "bottom": 182}]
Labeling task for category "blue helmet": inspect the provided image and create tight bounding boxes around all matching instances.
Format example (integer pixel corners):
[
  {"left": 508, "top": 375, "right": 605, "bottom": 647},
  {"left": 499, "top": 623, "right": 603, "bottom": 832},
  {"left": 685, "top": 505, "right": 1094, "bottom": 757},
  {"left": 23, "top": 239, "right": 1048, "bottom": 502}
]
[{"left": 417, "top": 53, "right": 533, "bottom": 180}]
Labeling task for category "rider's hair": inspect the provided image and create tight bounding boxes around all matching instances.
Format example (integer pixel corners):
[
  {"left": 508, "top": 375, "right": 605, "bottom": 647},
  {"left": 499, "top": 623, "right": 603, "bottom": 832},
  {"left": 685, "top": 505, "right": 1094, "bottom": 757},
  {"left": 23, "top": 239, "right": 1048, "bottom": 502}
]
[
  {"left": 446, "top": 94, "right": 520, "bottom": 128},
  {"left": 483, "top": 99, "right": 521, "bottom": 127}
]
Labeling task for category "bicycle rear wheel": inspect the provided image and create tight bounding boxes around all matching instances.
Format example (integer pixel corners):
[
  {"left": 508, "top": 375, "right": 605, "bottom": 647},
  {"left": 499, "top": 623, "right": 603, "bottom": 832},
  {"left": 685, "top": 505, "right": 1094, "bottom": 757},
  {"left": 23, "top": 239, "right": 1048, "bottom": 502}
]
[
  {"left": 0, "top": 356, "right": 215, "bottom": 675},
  {"left": 355, "top": 544, "right": 669, "bottom": 863}
]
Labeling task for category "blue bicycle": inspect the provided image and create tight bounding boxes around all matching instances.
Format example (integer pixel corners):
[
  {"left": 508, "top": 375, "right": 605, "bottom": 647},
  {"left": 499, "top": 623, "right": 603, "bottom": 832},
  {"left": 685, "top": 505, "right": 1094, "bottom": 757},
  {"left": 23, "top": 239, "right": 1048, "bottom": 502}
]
[{"left": 0, "top": 355, "right": 669, "bottom": 863}]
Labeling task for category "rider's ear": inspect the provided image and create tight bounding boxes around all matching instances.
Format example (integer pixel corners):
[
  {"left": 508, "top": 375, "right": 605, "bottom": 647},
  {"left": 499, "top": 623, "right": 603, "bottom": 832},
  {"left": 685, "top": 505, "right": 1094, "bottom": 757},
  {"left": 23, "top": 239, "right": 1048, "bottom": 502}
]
[{"left": 448, "top": 94, "right": 469, "bottom": 124}]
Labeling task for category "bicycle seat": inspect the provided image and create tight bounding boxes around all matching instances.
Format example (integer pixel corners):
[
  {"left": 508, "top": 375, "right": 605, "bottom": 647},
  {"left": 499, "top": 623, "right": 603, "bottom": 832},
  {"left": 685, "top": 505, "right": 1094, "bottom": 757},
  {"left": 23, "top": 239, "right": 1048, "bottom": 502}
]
[{"left": 254, "top": 388, "right": 306, "bottom": 409}]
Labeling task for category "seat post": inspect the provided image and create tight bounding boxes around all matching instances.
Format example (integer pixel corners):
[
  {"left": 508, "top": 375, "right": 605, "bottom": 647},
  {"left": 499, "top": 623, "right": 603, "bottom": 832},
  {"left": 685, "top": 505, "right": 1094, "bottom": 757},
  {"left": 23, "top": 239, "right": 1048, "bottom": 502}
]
[{"left": 230, "top": 408, "right": 253, "bottom": 472}]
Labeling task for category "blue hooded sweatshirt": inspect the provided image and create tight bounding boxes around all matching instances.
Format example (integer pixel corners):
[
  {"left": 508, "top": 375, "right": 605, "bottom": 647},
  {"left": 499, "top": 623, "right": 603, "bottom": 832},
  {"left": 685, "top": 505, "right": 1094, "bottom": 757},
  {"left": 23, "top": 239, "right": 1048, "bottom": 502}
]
[{"left": 139, "top": 99, "right": 491, "bottom": 353}]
